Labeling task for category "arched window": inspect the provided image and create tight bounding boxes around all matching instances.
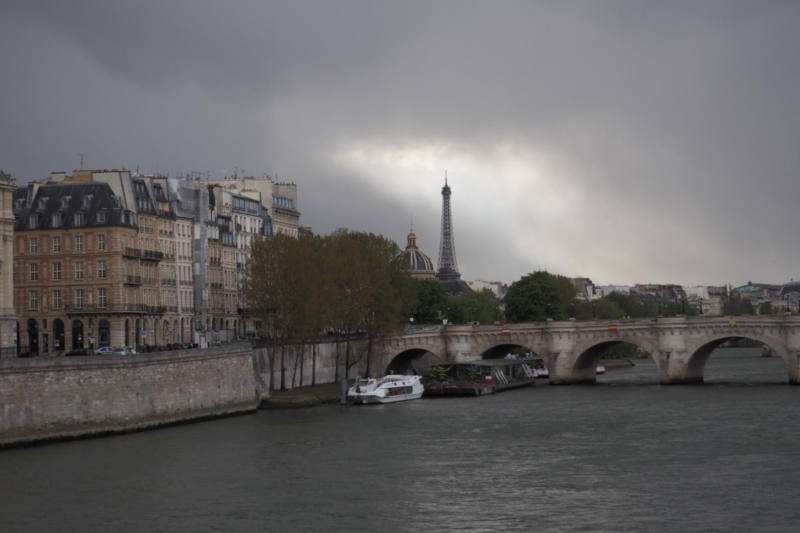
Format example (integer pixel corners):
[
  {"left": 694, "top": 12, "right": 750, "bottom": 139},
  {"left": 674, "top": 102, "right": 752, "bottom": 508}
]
[
  {"left": 53, "top": 319, "right": 65, "bottom": 351},
  {"left": 99, "top": 320, "right": 111, "bottom": 347},
  {"left": 72, "top": 320, "right": 84, "bottom": 349},
  {"left": 27, "top": 319, "right": 39, "bottom": 355}
]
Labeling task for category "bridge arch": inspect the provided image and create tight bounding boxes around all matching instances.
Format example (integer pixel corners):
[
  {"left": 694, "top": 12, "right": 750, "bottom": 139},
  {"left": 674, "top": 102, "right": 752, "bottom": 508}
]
[
  {"left": 384, "top": 348, "right": 444, "bottom": 376},
  {"left": 478, "top": 343, "right": 543, "bottom": 360},
  {"left": 570, "top": 335, "right": 660, "bottom": 383},
  {"left": 684, "top": 332, "right": 790, "bottom": 383}
]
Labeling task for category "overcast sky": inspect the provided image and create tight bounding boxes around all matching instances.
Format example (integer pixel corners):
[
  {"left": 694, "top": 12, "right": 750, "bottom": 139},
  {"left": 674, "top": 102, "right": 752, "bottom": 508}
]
[{"left": 2, "top": 1, "right": 799, "bottom": 287}]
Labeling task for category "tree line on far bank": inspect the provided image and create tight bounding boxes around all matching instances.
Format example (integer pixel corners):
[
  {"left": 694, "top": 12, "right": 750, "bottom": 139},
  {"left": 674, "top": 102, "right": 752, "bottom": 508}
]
[{"left": 502, "top": 271, "right": 764, "bottom": 322}]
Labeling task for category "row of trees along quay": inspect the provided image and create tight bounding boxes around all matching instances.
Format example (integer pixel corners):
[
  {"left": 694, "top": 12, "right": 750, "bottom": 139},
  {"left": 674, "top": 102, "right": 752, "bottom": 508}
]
[{"left": 244, "top": 229, "right": 417, "bottom": 393}]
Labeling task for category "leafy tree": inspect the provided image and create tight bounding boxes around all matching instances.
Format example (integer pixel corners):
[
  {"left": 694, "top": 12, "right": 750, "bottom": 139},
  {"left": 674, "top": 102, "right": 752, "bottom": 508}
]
[
  {"left": 574, "top": 298, "right": 624, "bottom": 320},
  {"left": 243, "top": 233, "right": 298, "bottom": 393},
  {"left": 447, "top": 289, "right": 503, "bottom": 324},
  {"left": 410, "top": 279, "right": 449, "bottom": 324},
  {"left": 505, "top": 271, "right": 567, "bottom": 322},
  {"left": 354, "top": 232, "right": 413, "bottom": 378}
]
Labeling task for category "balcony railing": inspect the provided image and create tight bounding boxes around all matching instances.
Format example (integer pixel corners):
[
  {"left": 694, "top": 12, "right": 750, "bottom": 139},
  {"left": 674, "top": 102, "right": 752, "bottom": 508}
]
[
  {"left": 179, "top": 280, "right": 193, "bottom": 286},
  {"left": 123, "top": 248, "right": 164, "bottom": 261},
  {"left": 211, "top": 282, "right": 223, "bottom": 290},
  {"left": 65, "top": 304, "right": 166, "bottom": 314},
  {"left": 236, "top": 262, "right": 245, "bottom": 270},
  {"left": 161, "top": 278, "right": 176, "bottom": 286},
  {"left": 143, "top": 250, "right": 164, "bottom": 261},
  {"left": 162, "top": 253, "right": 175, "bottom": 261},
  {"left": 125, "top": 275, "right": 142, "bottom": 285}
]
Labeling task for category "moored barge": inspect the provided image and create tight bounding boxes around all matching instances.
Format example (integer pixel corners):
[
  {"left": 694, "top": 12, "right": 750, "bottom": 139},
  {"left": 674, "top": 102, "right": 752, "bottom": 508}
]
[{"left": 422, "top": 359, "right": 539, "bottom": 397}]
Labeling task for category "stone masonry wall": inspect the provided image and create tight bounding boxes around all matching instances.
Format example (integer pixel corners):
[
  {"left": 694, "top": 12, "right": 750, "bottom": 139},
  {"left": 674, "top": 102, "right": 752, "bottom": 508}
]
[
  {"left": 254, "top": 337, "right": 381, "bottom": 391},
  {"left": 0, "top": 344, "right": 259, "bottom": 447}
]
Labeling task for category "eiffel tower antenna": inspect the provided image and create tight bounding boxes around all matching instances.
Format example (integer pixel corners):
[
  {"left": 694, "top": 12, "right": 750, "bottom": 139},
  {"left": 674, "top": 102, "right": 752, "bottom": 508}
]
[{"left": 436, "top": 173, "right": 461, "bottom": 282}]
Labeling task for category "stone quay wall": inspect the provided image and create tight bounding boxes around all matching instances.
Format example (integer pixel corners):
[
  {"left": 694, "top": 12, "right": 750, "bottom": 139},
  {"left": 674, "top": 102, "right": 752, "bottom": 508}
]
[
  {"left": 0, "top": 344, "right": 260, "bottom": 447},
  {"left": 253, "top": 337, "right": 376, "bottom": 391}
]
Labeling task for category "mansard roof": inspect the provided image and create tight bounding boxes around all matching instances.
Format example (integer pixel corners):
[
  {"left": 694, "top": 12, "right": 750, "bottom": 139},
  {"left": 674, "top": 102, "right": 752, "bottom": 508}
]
[{"left": 14, "top": 181, "right": 136, "bottom": 231}]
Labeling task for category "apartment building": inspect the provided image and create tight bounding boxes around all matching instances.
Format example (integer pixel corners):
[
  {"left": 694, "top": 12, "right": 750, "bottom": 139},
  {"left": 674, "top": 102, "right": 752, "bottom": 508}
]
[{"left": 14, "top": 169, "right": 298, "bottom": 353}]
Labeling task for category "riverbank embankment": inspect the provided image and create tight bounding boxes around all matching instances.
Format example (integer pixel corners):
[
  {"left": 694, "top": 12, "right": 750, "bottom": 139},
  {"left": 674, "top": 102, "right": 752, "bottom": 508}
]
[
  {"left": 0, "top": 345, "right": 260, "bottom": 448},
  {"left": 259, "top": 382, "right": 346, "bottom": 409}
]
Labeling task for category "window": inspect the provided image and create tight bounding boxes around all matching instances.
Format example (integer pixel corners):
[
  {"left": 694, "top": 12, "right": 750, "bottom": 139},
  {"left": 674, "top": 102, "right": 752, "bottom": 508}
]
[
  {"left": 52, "top": 214, "right": 61, "bottom": 227},
  {"left": 98, "top": 288, "right": 107, "bottom": 308},
  {"left": 75, "top": 213, "right": 84, "bottom": 226},
  {"left": 75, "top": 235, "right": 83, "bottom": 252},
  {"left": 98, "top": 235, "right": 106, "bottom": 251},
  {"left": 52, "top": 236, "right": 61, "bottom": 252},
  {"left": 52, "top": 290, "right": 61, "bottom": 309},
  {"left": 75, "top": 290, "right": 84, "bottom": 309},
  {"left": 29, "top": 216, "right": 38, "bottom": 229},
  {"left": 75, "top": 262, "right": 84, "bottom": 280},
  {"left": 29, "top": 263, "right": 38, "bottom": 281},
  {"left": 98, "top": 212, "right": 107, "bottom": 223},
  {"left": 29, "top": 291, "right": 38, "bottom": 310},
  {"left": 97, "top": 261, "right": 107, "bottom": 279},
  {"left": 29, "top": 238, "right": 37, "bottom": 253},
  {"left": 52, "top": 262, "right": 62, "bottom": 280}
]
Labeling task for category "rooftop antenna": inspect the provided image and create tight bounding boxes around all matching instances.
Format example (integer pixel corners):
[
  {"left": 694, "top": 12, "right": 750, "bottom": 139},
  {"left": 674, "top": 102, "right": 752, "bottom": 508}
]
[
  {"left": 234, "top": 166, "right": 238, "bottom": 179},
  {"left": 445, "top": 170, "right": 447, "bottom": 185},
  {"left": 78, "top": 153, "right": 87, "bottom": 170}
]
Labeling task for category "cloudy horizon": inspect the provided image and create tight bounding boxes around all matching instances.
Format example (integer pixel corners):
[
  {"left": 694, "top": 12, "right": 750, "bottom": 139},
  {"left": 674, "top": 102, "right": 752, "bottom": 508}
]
[{"left": 3, "top": 1, "right": 800, "bottom": 289}]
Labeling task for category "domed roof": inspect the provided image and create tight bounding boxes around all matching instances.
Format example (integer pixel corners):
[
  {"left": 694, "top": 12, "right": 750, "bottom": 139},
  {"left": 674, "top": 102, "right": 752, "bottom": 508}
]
[{"left": 398, "top": 230, "right": 435, "bottom": 277}]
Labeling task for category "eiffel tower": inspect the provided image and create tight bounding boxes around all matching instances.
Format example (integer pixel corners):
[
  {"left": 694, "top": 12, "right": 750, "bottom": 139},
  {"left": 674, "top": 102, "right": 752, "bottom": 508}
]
[{"left": 436, "top": 176, "right": 468, "bottom": 295}]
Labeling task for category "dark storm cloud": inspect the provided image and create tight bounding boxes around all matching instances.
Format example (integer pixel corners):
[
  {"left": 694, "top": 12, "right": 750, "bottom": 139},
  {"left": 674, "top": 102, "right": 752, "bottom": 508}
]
[{"left": 2, "top": 1, "right": 800, "bottom": 286}]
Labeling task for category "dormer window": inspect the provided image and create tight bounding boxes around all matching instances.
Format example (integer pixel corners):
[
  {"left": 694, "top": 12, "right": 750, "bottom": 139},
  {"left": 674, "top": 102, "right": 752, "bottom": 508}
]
[
  {"left": 37, "top": 198, "right": 47, "bottom": 210},
  {"left": 29, "top": 215, "right": 38, "bottom": 229},
  {"left": 112, "top": 195, "right": 122, "bottom": 208},
  {"left": 98, "top": 212, "right": 107, "bottom": 223},
  {"left": 82, "top": 195, "right": 93, "bottom": 208},
  {"left": 61, "top": 196, "right": 70, "bottom": 209},
  {"left": 75, "top": 212, "right": 84, "bottom": 226},
  {"left": 14, "top": 199, "right": 23, "bottom": 212},
  {"left": 52, "top": 214, "right": 61, "bottom": 227}
]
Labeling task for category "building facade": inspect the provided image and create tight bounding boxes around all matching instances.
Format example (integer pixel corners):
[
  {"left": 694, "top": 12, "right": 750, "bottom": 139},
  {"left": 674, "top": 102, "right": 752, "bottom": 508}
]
[
  {"left": 0, "top": 171, "right": 17, "bottom": 356},
  {"left": 13, "top": 168, "right": 301, "bottom": 353}
]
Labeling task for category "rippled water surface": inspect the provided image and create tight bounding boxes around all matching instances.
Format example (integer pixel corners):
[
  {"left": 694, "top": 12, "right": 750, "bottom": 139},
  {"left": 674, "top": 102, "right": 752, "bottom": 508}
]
[{"left": 3, "top": 348, "right": 800, "bottom": 532}]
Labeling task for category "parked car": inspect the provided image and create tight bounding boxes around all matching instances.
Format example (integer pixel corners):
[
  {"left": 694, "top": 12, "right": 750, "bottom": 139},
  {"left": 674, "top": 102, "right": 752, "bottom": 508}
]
[
  {"left": 112, "top": 347, "right": 137, "bottom": 356},
  {"left": 96, "top": 347, "right": 115, "bottom": 355},
  {"left": 65, "top": 348, "right": 93, "bottom": 356}
]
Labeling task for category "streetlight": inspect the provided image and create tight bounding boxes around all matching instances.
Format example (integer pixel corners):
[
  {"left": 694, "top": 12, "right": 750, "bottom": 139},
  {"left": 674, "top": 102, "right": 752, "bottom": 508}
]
[
  {"left": 495, "top": 306, "right": 499, "bottom": 324},
  {"left": 571, "top": 303, "right": 575, "bottom": 319},
  {"left": 592, "top": 302, "right": 596, "bottom": 319},
  {"left": 546, "top": 303, "right": 551, "bottom": 320}
]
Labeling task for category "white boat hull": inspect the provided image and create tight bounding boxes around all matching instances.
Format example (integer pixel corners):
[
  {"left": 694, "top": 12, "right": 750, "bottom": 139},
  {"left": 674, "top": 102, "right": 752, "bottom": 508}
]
[
  {"left": 354, "top": 389, "right": 424, "bottom": 404},
  {"left": 347, "top": 375, "right": 424, "bottom": 405}
]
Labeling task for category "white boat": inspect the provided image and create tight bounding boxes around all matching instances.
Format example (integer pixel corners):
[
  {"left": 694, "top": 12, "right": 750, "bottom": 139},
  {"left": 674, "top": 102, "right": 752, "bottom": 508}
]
[
  {"left": 347, "top": 375, "right": 424, "bottom": 404},
  {"left": 596, "top": 366, "right": 606, "bottom": 375},
  {"left": 536, "top": 366, "right": 549, "bottom": 379}
]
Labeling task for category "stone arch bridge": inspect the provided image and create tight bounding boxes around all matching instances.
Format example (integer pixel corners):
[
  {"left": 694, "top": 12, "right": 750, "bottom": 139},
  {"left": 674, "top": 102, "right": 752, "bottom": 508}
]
[{"left": 380, "top": 316, "right": 800, "bottom": 384}]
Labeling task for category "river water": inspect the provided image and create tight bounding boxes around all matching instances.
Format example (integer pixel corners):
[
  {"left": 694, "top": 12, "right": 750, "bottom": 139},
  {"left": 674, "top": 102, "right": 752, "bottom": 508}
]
[{"left": 3, "top": 347, "right": 800, "bottom": 532}]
